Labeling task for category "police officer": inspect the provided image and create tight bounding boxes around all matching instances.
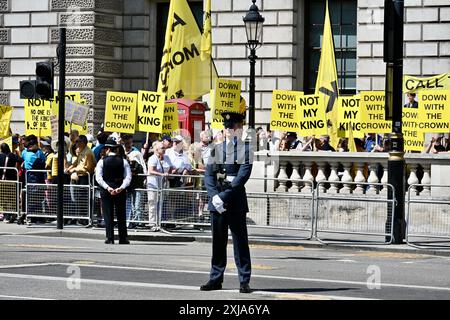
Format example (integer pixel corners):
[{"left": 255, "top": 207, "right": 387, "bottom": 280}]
[
  {"left": 95, "top": 138, "right": 132, "bottom": 244},
  {"left": 201, "top": 111, "right": 254, "bottom": 294}
]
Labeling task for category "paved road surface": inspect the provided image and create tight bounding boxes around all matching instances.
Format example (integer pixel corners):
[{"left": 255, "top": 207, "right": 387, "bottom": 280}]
[{"left": 0, "top": 232, "right": 450, "bottom": 300}]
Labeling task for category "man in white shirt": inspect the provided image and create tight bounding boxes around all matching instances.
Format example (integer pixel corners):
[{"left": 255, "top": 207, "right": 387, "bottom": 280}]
[
  {"left": 95, "top": 138, "right": 132, "bottom": 244},
  {"left": 165, "top": 135, "right": 193, "bottom": 176}
]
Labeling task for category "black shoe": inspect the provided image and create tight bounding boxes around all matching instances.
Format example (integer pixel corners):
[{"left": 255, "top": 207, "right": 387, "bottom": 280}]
[
  {"left": 200, "top": 281, "right": 222, "bottom": 291},
  {"left": 119, "top": 239, "right": 130, "bottom": 245},
  {"left": 239, "top": 283, "right": 252, "bottom": 294},
  {"left": 105, "top": 239, "right": 114, "bottom": 244}
]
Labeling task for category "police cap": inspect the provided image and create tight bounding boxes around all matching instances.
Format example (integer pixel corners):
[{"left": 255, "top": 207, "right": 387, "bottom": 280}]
[{"left": 221, "top": 112, "right": 245, "bottom": 129}]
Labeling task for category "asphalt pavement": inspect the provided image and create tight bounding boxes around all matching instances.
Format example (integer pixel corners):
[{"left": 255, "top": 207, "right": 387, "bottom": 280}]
[{"left": 0, "top": 223, "right": 450, "bottom": 300}]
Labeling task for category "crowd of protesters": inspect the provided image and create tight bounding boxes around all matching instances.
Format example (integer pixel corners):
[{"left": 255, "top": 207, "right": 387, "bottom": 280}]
[
  {"left": 0, "top": 128, "right": 221, "bottom": 228},
  {"left": 0, "top": 121, "right": 449, "bottom": 225}
]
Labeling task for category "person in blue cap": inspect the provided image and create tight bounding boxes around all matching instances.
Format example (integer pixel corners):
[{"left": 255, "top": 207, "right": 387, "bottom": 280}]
[{"left": 201, "top": 111, "right": 254, "bottom": 294}]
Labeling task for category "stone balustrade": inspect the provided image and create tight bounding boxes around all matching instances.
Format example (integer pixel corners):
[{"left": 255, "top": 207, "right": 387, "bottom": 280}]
[{"left": 253, "top": 151, "right": 450, "bottom": 198}]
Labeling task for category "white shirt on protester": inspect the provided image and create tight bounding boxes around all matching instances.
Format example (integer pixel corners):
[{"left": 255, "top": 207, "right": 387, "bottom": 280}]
[
  {"left": 165, "top": 147, "right": 192, "bottom": 173},
  {"left": 147, "top": 154, "right": 173, "bottom": 189}
]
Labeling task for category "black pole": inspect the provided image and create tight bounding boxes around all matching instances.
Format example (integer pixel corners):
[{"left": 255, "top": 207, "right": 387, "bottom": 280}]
[
  {"left": 249, "top": 48, "right": 256, "bottom": 129},
  {"left": 384, "top": 1, "right": 405, "bottom": 244},
  {"left": 57, "top": 28, "right": 66, "bottom": 230}
]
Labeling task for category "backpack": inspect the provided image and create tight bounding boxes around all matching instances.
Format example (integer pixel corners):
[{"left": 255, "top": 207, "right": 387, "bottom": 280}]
[{"left": 128, "top": 159, "right": 145, "bottom": 190}]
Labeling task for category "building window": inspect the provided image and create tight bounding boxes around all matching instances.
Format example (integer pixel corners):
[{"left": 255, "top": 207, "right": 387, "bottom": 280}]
[
  {"left": 304, "top": 0, "right": 357, "bottom": 95},
  {"left": 155, "top": 1, "right": 204, "bottom": 86}
]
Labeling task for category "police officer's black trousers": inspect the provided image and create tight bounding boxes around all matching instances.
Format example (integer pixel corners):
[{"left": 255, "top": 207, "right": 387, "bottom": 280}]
[
  {"left": 101, "top": 190, "right": 128, "bottom": 241},
  {"left": 209, "top": 211, "right": 251, "bottom": 285}
]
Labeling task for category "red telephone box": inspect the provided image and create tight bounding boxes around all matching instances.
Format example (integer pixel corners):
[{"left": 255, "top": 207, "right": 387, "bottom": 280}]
[{"left": 166, "top": 98, "right": 206, "bottom": 143}]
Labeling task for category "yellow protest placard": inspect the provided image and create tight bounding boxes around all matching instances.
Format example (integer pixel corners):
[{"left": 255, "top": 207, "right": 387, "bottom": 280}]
[
  {"left": 162, "top": 103, "right": 179, "bottom": 135},
  {"left": 270, "top": 90, "right": 303, "bottom": 132},
  {"left": 25, "top": 99, "right": 52, "bottom": 136},
  {"left": 337, "top": 95, "right": 364, "bottom": 139},
  {"left": 0, "top": 105, "right": 13, "bottom": 138},
  {"left": 403, "top": 107, "right": 424, "bottom": 152},
  {"left": 137, "top": 91, "right": 165, "bottom": 133},
  {"left": 297, "top": 95, "right": 328, "bottom": 136},
  {"left": 104, "top": 91, "right": 137, "bottom": 134},
  {"left": 211, "top": 79, "right": 241, "bottom": 129},
  {"left": 418, "top": 90, "right": 450, "bottom": 133},
  {"left": 404, "top": 73, "right": 450, "bottom": 93},
  {"left": 0, "top": 136, "right": 13, "bottom": 151},
  {"left": 360, "top": 91, "right": 392, "bottom": 134}
]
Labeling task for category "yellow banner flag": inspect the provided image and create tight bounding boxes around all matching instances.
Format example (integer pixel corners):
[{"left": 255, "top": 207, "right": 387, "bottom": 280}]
[
  {"left": 298, "top": 95, "right": 328, "bottom": 136},
  {"left": 0, "top": 136, "right": 13, "bottom": 152},
  {"left": 270, "top": 90, "right": 303, "bottom": 132},
  {"left": 104, "top": 92, "right": 137, "bottom": 134},
  {"left": 162, "top": 102, "right": 179, "bottom": 135},
  {"left": 201, "top": 0, "right": 212, "bottom": 61},
  {"left": 403, "top": 106, "right": 424, "bottom": 152},
  {"left": 25, "top": 99, "right": 52, "bottom": 137},
  {"left": 337, "top": 95, "right": 364, "bottom": 139},
  {"left": 360, "top": 91, "right": 392, "bottom": 134},
  {"left": 418, "top": 90, "right": 450, "bottom": 133},
  {"left": 211, "top": 79, "right": 241, "bottom": 129},
  {"left": 0, "top": 105, "right": 13, "bottom": 139},
  {"left": 348, "top": 123, "right": 357, "bottom": 152},
  {"left": 137, "top": 91, "right": 165, "bottom": 134},
  {"left": 315, "top": 0, "right": 339, "bottom": 148},
  {"left": 404, "top": 73, "right": 450, "bottom": 93},
  {"left": 158, "top": 0, "right": 218, "bottom": 100}
]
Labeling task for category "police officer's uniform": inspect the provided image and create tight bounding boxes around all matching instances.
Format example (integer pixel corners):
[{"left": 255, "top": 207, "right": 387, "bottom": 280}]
[
  {"left": 95, "top": 139, "right": 132, "bottom": 244},
  {"left": 201, "top": 112, "right": 254, "bottom": 294}
]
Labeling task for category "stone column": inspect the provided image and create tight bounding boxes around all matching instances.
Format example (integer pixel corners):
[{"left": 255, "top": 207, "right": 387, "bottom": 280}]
[
  {"left": 407, "top": 164, "right": 420, "bottom": 197},
  {"left": 276, "top": 160, "right": 289, "bottom": 192},
  {"left": 316, "top": 162, "right": 328, "bottom": 194},
  {"left": 420, "top": 164, "right": 431, "bottom": 196},
  {"left": 327, "top": 163, "right": 340, "bottom": 194},
  {"left": 366, "top": 163, "right": 380, "bottom": 195},
  {"left": 354, "top": 163, "right": 367, "bottom": 194},
  {"left": 380, "top": 164, "right": 389, "bottom": 195},
  {"left": 340, "top": 162, "right": 354, "bottom": 194},
  {"left": 301, "top": 161, "right": 315, "bottom": 194},
  {"left": 289, "top": 160, "right": 302, "bottom": 193}
]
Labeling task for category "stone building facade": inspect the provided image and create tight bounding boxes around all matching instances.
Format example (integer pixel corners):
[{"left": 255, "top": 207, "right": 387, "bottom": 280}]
[{"left": 1, "top": 0, "right": 449, "bottom": 134}]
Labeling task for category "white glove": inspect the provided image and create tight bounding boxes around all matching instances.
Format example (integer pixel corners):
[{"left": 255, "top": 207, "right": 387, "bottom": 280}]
[{"left": 212, "top": 195, "right": 226, "bottom": 214}]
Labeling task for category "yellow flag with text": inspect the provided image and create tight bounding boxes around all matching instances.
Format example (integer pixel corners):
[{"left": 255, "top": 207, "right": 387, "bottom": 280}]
[
  {"left": 158, "top": 0, "right": 218, "bottom": 100},
  {"left": 200, "top": 0, "right": 212, "bottom": 61},
  {"left": 315, "top": 0, "right": 339, "bottom": 149},
  {"left": 0, "top": 105, "right": 13, "bottom": 139}
]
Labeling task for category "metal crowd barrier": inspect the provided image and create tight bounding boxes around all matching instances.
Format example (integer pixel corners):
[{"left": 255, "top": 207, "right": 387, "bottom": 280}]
[
  {"left": 158, "top": 175, "right": 315, "bottom": 240},
  {"left": 406, "top": 184, "right": 450, "bottom": 249},
  {"left": 25, "top": 170, "right": 91, "bottom": 223},
  {"left": 314, "top": 181, "right": 396, "bottom": 245},
  {"left": 0, "top": 167, "right": 20, "bottom": 217},
  {"left": 92, "top": 174, "right": 162, "bottom": 227}
]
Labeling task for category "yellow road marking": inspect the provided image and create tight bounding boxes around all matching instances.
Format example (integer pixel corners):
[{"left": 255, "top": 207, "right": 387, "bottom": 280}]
[
  {"left": 351, "top": 251, "right": 430, "bottom": 259},
  {"left": 250, "top": 244, "right": 305, "bottom": 251}
]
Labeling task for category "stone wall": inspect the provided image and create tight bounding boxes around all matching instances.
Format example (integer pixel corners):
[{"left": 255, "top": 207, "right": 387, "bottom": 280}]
[
  {"left": 357, "top": 0, "right": 450, "bottom": 91},
  {"left": 1, "top": 0, "right": 450, "bottom": 133}
]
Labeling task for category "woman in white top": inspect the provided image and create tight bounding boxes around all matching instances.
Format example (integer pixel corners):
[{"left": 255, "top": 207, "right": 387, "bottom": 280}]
[{"left": 146, "top": 142, "right": 176, "bottom": 231}]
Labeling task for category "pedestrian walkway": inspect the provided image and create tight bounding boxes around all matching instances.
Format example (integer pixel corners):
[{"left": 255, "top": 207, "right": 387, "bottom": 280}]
[{"left": 1, "top": 223, "right": 450, "bottom": 258}]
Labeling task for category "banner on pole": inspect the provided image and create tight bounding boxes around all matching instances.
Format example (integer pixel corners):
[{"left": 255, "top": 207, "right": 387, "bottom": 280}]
[
  {"left": 66, "top": 99, "right": 90, "bottom": 126},
  {"left": 404, "top": 73, "right": 450, "bottom": 93},
  {"left": 360, "top": 91, "right": 392, "bottom": 134},
  {"left": 137, "top": 91, "right": 165, "bottom": 134},
  {"left": 418, "top": 90, "right": 450, "bottom": 133},
  {"left": 211, "top": 79, "right": 241, "bottom": 129},
  {"left": 270, "top": 90, "right": 303, "bottom": 132},
  {"left": 298, "top": 95, "right": 328, "bottom": 136},
  {"left": 25, "top": 99, "right": 52, "bottom": 136},
  {"left": 403, "top": 107, "right": 424, "bottom": 152},
  {"left": 162, "top": 102, "right": 179, "bottom": 135},
  {"left": 0, "top": 105, "right": 13, "bottom": 138},
  {"left": 104, "top": 91, "right": 137, "bottom": 134},
  {"left": 337, "top": 95, "right": 364, "bottom": 139}
]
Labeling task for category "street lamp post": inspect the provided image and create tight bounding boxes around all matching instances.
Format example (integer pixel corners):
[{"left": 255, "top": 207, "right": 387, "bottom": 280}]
[{"left": 243, "top": 0, "right": 264, "bottom": 129}]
